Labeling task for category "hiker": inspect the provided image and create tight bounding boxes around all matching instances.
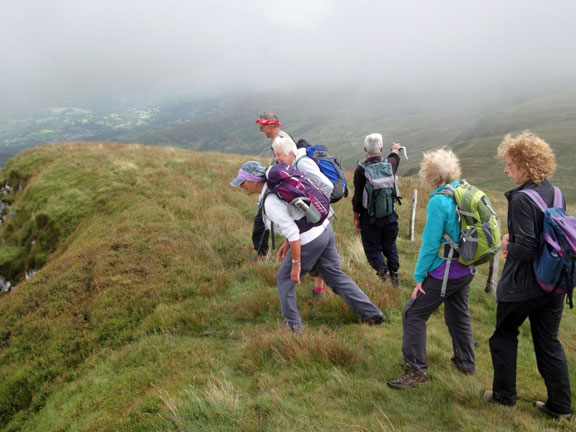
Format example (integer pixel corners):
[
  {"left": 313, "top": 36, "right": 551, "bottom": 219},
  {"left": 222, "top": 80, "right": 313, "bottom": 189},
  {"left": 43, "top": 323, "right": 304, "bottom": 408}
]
[
  {"left": 483, "top": 132, "right": 572, "bottom": 419},
  {"left": 388, "top": 148, "right": 475, "bottom": 390},
  {"left": 352, "top": 134, "right": 401, "bottom": 286},
  {"left": 251, "top": 111, "right": 291, "bottom": 260},
  {"left": 230, "top": 160, "right": 385, "bottom": 332},
  {"left": 271, "top": 134, "right": 332, "bottom": 297}
]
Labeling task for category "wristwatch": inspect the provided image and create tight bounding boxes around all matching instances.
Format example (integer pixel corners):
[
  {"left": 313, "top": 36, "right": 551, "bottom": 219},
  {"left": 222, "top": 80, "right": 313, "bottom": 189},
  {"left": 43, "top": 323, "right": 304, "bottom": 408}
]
[{"left": 291, "top": 259, "right": 301, "bottom": 264}]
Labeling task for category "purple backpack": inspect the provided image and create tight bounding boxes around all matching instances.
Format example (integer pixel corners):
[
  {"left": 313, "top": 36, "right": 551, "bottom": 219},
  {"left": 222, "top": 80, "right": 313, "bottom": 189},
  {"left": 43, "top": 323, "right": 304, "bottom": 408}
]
[
  {"left": 265, "top": 163, "right": 330, "bottom": 233},
  {"left": 520, "top": 187, "right": 575, "bottom": 308}
]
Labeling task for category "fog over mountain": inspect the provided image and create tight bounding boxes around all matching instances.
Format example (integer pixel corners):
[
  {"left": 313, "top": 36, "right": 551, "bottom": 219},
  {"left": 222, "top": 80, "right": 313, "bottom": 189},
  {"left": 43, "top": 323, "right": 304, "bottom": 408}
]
[{"left": 2, "top": 0, "right": 575, "bottom": 115}]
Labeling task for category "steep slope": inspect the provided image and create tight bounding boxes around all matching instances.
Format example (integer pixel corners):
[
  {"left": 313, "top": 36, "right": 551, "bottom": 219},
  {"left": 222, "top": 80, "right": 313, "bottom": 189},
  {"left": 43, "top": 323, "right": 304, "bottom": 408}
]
[{"left": 0, "top": 144, "right": 574, "bottom": 432}]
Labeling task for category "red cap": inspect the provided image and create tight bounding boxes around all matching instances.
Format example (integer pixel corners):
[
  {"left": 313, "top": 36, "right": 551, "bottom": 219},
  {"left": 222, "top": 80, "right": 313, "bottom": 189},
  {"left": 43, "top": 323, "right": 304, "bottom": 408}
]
[{"left": 256, "top": 119, "right": 283, "bottom": 127}]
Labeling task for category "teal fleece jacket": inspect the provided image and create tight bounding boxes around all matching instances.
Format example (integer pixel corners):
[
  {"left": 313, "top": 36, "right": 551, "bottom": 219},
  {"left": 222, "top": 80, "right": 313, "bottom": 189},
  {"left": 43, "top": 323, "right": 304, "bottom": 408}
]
[{"left": 414, "top": 182, "right": 462, "bottom": 283}]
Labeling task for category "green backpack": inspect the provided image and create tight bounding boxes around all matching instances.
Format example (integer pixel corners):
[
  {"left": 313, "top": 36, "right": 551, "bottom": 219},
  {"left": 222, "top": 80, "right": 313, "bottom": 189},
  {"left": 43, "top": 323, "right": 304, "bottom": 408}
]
[
  {"left": 360, "top": 159, "right": 400, "bottom": 218},
  {"left": 434, "top": 180, "right": 501, "bottom": 296}
]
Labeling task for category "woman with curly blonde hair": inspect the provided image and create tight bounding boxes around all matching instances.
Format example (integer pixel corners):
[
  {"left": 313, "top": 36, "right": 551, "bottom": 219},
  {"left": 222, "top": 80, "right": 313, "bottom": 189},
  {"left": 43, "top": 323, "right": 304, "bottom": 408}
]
[
  {"left": 484, "top": 132, "right": 572, "bottom": 419},
  {"left": 388, "top": 148, "right": 476, "bottom": 389}
]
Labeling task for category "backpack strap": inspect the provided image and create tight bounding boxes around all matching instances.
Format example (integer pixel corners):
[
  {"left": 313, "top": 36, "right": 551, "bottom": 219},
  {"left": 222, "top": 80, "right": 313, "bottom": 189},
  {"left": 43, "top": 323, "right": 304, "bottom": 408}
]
[
  {"left": 259, "top": 192, "right": 276, "bottom": 250},
  {"left": 440, "top": 234, "right": 459, "bottom": 297},
  {"left": 520, "top": 187, "right": 564, "bottom": 211},
  {"left": 519, "top": 189, "right": 548, "bottom": 212},
  {"left": 294, "top": 154, "right": 313, "bottom": 172},
  {"left": 553, "top": 186, "right": 564, "bottom": 208},
  {"left": 432, "top": 184, "right": 460, "bottom": 297}
]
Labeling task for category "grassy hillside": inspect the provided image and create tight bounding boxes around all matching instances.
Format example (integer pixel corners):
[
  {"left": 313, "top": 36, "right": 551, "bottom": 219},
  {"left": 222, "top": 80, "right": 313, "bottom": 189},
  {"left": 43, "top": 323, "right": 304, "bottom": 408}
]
[{"left": 0, "top": 143, "right": 574, "bottom": 431}]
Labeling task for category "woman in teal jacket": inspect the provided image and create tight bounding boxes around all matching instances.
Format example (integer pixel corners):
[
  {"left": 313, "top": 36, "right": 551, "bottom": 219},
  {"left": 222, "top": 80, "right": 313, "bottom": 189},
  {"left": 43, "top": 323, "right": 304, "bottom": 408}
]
[{"left": 388, "top": 148, "right": 475, "bottom": 390}]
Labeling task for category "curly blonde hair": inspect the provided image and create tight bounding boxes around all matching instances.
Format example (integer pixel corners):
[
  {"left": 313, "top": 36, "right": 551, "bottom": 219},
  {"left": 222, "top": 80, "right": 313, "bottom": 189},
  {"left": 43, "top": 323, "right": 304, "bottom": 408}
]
[
  {"left": 497, "top": 131, "right": 556, "bottom": 183},
  {"left": 419, "top": 147, "right": 461, "bottom": 189}
]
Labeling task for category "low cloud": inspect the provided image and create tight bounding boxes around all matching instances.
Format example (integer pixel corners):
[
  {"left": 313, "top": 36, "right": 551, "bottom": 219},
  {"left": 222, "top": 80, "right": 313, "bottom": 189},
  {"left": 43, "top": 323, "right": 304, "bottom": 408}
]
[{"left": 1, "top": 0, "right": 575, "bottom": 114}]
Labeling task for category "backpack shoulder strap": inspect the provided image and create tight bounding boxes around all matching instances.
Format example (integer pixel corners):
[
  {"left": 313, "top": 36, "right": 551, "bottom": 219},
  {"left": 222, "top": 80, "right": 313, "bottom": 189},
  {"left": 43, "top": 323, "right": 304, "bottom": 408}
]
[
  {"left": 294, "top": 154, "right": 313, "bottom": 172},
  {"left": 519, "top": 189, "right": 548, "bottom": 212},
  {"left": 260, "top": 191, "right": 271, "bottom": 216},
  {"left": 553, "top": 186, "right": 564, "bottom": 208},
  {"left": 431, "top": 184, "right": 455, "bottom": 199}
]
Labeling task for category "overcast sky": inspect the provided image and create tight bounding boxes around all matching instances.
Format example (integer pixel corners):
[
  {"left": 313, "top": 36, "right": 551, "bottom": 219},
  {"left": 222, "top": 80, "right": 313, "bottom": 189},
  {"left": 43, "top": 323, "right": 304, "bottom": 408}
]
[{"left": 1, "top": 0, "right": 575, "bottom": 114}]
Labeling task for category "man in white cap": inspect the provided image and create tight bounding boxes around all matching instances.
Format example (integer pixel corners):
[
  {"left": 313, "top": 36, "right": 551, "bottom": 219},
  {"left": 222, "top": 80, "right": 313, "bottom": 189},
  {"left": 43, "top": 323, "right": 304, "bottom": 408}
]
[{"left": 352, "top": 134, "right": 402, "bottom": 287}]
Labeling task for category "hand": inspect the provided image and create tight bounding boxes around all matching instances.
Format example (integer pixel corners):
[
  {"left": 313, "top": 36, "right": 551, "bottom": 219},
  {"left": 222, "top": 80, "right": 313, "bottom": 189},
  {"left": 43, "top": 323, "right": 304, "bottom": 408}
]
[
  {"left": 501, "top": 234, "right": 509, "bottom": 259},
  {"left": 391, "top": 142, "right": 401, "bottom": 154},
  {"left": 411, "top": 282, "right": 425, "bottom": 299},
  {"left": 291, "top": 263, "right": 301, "bottom": 283},
  {"left": 277, "top": 241, "right": 289, "bottom": 262},
  {"left": 354, "top": 219, "right": 362, "bottom": 234}
]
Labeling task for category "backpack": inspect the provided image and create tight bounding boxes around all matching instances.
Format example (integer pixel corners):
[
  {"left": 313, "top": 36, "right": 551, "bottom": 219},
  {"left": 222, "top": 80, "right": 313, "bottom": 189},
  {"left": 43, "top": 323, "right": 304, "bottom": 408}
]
[
  {"left": 360, "top": 159, "right": 399, "bottom": 218},
  {"left": 264, "top": 163, "right": 330, "bottom": 233},
  {"left": 434, "top": 180, "right": 501, "bottom": 296},
  {"left": 520, "top": 187, "right": 575, "bottom": 308},
  {"left": 294, "top": 140, "right": 348, "bottom": 203}
]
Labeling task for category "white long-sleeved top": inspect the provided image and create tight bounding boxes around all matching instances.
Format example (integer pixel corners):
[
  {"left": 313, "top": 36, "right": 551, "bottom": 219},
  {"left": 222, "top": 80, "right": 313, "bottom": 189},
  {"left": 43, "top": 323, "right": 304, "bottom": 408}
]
[
  {"left": 260, "top": 184, "right": 329, "bottom": 245},
  {"left": 292, "top": 148, "right": 334, "bottom": 200}
]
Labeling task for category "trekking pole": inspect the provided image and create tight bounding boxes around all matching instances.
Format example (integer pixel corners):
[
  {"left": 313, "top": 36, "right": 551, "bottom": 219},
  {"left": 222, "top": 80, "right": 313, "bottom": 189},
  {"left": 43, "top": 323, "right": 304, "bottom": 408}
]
[{"left": 393, "top": 142, "right": 408, "bottom": 159}]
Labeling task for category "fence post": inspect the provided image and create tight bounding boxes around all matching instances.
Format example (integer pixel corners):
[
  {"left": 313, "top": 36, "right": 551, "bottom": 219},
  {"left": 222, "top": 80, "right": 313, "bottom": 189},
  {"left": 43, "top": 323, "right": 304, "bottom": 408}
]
[{"left": 409, "top": 189, "right": 417, "bottom": 242}]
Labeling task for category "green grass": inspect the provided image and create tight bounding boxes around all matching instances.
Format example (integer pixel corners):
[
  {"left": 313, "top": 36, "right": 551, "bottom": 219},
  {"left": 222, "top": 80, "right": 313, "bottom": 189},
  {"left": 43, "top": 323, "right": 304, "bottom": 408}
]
[{"left": 0, "top": 143, "right": 574, "bottom": 431}]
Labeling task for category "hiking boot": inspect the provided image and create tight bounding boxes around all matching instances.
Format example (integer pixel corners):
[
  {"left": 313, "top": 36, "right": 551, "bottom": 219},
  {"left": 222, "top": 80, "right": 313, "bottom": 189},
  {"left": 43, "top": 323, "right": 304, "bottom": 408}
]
[
  {"left": 362, "top": 313, "right": 387, "bottom": 325},
  {"left": 387, "top": 368, "right": 428, "bottom": 390},
  {"left": 389, "top": 270, "right": 400, "bottom": 288},
  {"left": 377, "top": 268, "right": 390, "bottom": 283},
  {"left": 253, "top": 253, "right": 269, "bottom": 262},
  {"left": 451, "top": 357, "right": 474, "bottom": 375},
  {"left": 534, "top": 401, "right": 572, "bottom": 419},
  {"left": 283, "top": 321, "right": 304, "bottom": 334},
  {"left": 482, "top": 390, "right": 494, "bottom": 402},
  {"left": 482, "top": 390, "right": 516, "bottom": 407},
  {"left": 311, "top": 288, "right": 324, "bottom": 298}
]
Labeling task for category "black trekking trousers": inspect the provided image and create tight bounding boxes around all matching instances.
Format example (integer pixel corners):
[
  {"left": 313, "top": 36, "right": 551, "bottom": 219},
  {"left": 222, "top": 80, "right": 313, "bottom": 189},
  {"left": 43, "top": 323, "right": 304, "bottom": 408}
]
[
  {"left": 252, "top": 207, "right": 269, "bottom": 257},
  {"left": 489, "top": 294, "right": 572, "bottom": 414},
  {"left": 359, "top": 212, "right": 399, "bottom": 274}
]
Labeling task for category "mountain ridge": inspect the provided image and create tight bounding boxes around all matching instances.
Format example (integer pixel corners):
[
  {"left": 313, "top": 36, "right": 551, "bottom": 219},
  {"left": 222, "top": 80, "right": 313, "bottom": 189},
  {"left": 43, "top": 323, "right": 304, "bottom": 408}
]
[{"left": 0, "top": 143, "right": 574, "bottom": 431}]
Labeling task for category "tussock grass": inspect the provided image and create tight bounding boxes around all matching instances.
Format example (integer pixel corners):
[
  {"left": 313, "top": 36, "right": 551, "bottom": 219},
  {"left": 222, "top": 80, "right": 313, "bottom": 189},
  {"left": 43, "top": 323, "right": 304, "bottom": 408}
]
[
  {"left": 242, "top": 326, "right": 364, "bottom": 370},
  {"left": 0, "top": 142, "right": 574, "bottom": 431}
]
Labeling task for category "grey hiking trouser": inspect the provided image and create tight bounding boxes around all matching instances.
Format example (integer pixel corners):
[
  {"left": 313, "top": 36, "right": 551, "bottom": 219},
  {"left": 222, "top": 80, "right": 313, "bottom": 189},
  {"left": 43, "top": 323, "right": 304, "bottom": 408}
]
[
  {"left": 277, "top": 224, "right": 382, "bottom": 329},
  {"left": 402, "top": 273, "right": 475, "bottom": 372}
]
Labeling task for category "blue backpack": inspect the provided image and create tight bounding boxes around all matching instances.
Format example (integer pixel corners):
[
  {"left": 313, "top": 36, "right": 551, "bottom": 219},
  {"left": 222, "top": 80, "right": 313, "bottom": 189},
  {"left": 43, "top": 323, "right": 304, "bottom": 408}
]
[
  {"left": 295, "top": 139, "right": 348, "bottom": 203},
  {"left": 520, "top": 187, "right": 575, "bottom": 308}
]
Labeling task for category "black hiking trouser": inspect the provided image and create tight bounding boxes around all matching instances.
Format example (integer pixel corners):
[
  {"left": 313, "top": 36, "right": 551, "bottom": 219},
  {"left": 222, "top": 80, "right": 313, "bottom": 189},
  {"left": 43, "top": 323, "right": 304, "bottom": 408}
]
[
  {"left": 252, "top": 207, "right": 269, "bottom": 257},
  {"left": 359, "top": 213, "right": 399, "bottom": 275},
  {"left": 489, "top": 294, "right": 572, "bottom": 413},
  {"left": 402, "top": 273, "right": 475, "bottom": 373}
]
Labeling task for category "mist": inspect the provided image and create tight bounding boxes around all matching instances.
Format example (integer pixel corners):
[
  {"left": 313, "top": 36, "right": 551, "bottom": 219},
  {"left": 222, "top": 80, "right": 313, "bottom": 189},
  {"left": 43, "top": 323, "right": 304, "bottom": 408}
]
[{"left": 2, "top": 0, "right": 575, "bottom": 115}]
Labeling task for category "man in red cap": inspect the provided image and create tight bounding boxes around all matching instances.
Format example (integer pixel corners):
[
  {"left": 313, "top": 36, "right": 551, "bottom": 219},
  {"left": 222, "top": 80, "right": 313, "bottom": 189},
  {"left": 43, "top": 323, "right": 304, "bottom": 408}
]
[
  {"left": 255, "top": 112, "right": 328, "bottom": 297},
  {"left": 251, "top": 112, "right": 295, "bottom": 261},
  {"left": 256, "top": 111, "right": 294, "bottom": 148}
]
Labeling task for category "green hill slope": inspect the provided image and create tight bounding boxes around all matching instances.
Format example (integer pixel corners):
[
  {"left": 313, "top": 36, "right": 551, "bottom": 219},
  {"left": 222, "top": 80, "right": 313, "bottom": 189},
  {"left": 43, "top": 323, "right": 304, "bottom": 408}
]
[{"left": 0, "top": 144, "right": 574, "bottom": 431}]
